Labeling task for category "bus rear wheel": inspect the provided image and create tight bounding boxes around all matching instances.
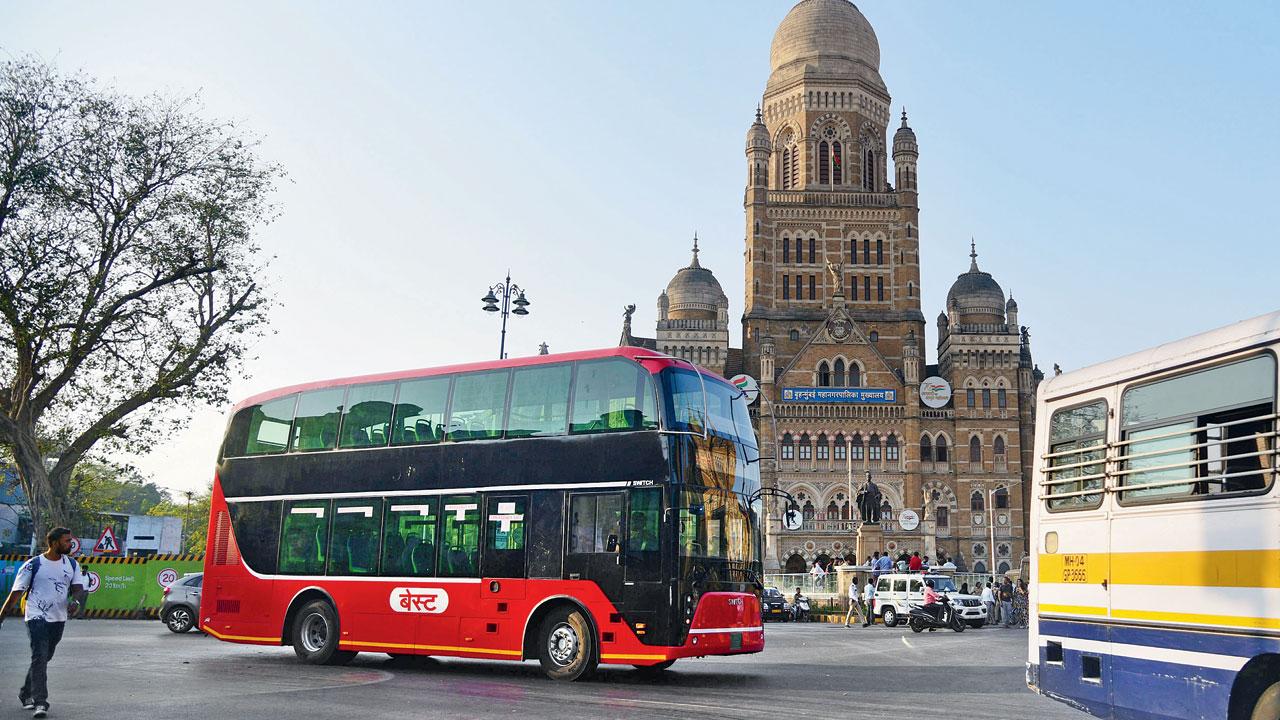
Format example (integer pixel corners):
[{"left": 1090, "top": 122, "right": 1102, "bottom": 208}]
[
  {"left": 537, "top": 606, "right": 596, "bottom": 681},
  {"left": 1250, "top": 679, "right": 1280, "bottom": 720},
  {"left": 292, "top": 599, "right": 357, "bottom": 666}
]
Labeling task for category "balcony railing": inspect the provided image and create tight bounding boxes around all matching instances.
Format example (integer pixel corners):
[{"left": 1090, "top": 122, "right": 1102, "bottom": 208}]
[{"left": 766, "top": 190, "right": 899, "bottom": 208}]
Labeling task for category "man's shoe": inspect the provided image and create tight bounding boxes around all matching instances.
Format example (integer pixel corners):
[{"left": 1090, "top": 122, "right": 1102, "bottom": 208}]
[
  {"left": 33, "top": 704, "right": 49, "bottom": 718},
  {"left": 19, "top": 694, "right": 34, "bottom": 710}
]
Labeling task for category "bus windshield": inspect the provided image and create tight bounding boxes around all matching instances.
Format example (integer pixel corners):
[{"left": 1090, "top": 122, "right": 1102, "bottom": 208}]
[{"left": 662, "top": 368, "right": 757, "bottom": 449}]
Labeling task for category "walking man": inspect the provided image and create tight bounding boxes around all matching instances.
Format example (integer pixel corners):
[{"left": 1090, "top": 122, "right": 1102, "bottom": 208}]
[
  {"left": 0, "top": 527, "right": 86, "bottom": 718},
  {"left": 843, "top": 575, "right": 861, "bottom": 628}
]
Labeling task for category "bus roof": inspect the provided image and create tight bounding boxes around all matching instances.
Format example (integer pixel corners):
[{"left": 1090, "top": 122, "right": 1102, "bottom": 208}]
[
  {"left": 1038, "top": 309, "right": 1280, "bottom": 403},
  {"left": 230, "top": 346, "right": 731, "bottom": 413}
]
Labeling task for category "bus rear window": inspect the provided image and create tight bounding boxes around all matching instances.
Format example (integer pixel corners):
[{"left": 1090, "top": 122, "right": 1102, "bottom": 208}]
[
  {"left": 244, "top": 394, "right": 297, "bottom": 456},
  {"left": 1044, "top": 401, "right": 1107, "bottom": 511}
]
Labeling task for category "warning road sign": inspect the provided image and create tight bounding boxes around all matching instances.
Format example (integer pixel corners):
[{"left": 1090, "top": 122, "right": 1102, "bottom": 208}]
[{"left": 95, "top": 526, "right": 120, "bottom": 554}]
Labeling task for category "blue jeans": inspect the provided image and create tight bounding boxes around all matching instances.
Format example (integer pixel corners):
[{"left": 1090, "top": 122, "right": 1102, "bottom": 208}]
[
  {"left": 1000, "top": 601, "right": 1014, "bottom": 627},
  {"left": 21, "top": 619, "right": 65, "bottom": 706}
]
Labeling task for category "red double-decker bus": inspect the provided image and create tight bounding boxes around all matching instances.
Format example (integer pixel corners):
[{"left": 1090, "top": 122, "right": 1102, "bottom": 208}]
[{"left": 201, "top": 347, "right": 763, "bottom": 680}]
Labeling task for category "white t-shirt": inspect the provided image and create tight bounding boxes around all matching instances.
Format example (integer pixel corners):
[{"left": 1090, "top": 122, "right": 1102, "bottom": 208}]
[
  {"left": 13, "top": 555, "right": 85, "bottom": 622},
  {"left": 864, "top": 581, "right": 876, "bottom": 600},
  {"left": 980, "top": 587, "right": 994, "bottom": 603},
  {"left": 849, "top": 580, "right": 859, "bottom": 599}
]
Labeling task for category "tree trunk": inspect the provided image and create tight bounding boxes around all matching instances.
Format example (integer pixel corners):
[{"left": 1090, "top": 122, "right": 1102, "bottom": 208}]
[{"left": 9, "top": 423, "right": 71, "bottom": 547}]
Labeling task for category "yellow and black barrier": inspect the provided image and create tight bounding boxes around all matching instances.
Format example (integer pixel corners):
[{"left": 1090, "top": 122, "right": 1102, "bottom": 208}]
[{"left": 1, "top": 553, "right": 204, "bottom": 619}]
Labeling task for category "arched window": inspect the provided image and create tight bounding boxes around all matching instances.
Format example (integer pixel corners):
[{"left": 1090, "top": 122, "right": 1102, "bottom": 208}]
[
  {"left": 816, "top": 433, "right": 829, "bottom": 461},
  {"left": 817, "top": 361, "right": 831, "bottom": 387},
  {"left": 886, "top": 435, "right": 899, "bottom": 462},
  {"left": 880, "top": 500, "right": 892, "bottom": 522},
  {"left": 781, "top": 433, "right": 794, "bottom": 460},
  {"left": 863, "top": 238, "right": 870, "bottom": 264},
  {"left": 995, "top": 486, "right": 1009, "bottom": 509},
  {"left": 868, "top": 433, "right": 882, "bottom": 461},
  {"left": 920, "top": 435, "right": 933, "bottom": 462},
  {"left": 971, "top": 491, "right": 984, "bottom": 512},
  {"left": 795, "top": 237, "right": 803, "bottom": 265},
  {"left": 826, "top": 501, "right": 839, "bottom": 520},
  {"left": 994, "top": 436, "right": 1008, "bottom": 472},
  {"left": 798, "top": 433, "right": 812, "bottom": 461},
  {"left": 834, "top": 433, "right": 846, "bottom": 461},
  {"left": 966, "top": 388, "right": 976, "bottom": 407},
  {"left": 973, "top": 561, "right": 987, "bottom": 575},
  {"left": 936, "top": 506, "right": 949, "bottom": 528},
  {"left": 969, "top": 436, "right": 983, "bottom": 464},
  {"left": 818, "top": 141, "right": 831, "bottom": 185},
  {"left": 935, "top": 436, "right": 948, "bottom": 463},
  {"left": 997, "top": 561, "right": 1011, "bottom": 574},
  {"left": 864, "top": 150, "right": 875, "bottom": 191},
  {"left": 785, "top": 553, "right": 807, "bottom": 573},
  {"left": 802, "top": 501, "right": 815, "bottom": 521},
  {"left": 982, "top": 389, "right": 992, "bottom": 409},
  {"left": 781, "top": 274, "right": 789, "bottom": 300},
  {"left": 834, "top": 359, "right": 846, "bottom": 386},
  {"left": 849, "top": 363, "right": 861, "bottom": 387},
  {"left": 869, "top": 331, "right": 879, "bottom": 343},
  {"left": 781, "top": 145, "right": 796, "bottom": 190},
  {"left": 849, "top": 238, "right": 857, "bottom": 265},
  {"left": 876, "top": 239, "right": 883, "bottom": 265},
  {"left": 832, "top": 141, "right": 843, "bottom": 184},
  {"left": 876, "top": 277, "right": 884, "bottom": 301},
  {"left": 808, "top": 237, "right": 816, "bottom": 264},
  {"left": 994, "top": 436, "right": 1006, "bottom": 456},
  {"left": 851, "top": 433, "right": 864, "bottom": 460},
  {"left": 782, "top": 236, "right": 790, "bottom": 264},
  {"left": 789, "top": 329, "right": 799, "bottom": 342},
  {"left": 908, "top": 281, "right": 914, "bottom": 297}
]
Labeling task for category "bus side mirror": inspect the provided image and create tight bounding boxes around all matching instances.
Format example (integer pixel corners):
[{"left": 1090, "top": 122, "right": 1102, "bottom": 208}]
[{"left": 606, "top": 534, "right": 619, "bottom": 553}]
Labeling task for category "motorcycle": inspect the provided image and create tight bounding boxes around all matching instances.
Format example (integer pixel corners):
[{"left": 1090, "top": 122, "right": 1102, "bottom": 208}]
[
  {"left": 907, "top": 594, "right": 965, "bottom": 633},
  {"left": 791, "top": 594, "right": 811, "bottom": 622}
]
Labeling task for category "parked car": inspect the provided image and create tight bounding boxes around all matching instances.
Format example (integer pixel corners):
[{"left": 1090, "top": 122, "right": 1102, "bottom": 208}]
[
  {"left": 160, "top": 572, "right": 202, "bottom": 633},
  {"left": 761, "top": 586, "right": 790, "bottom": 622},
  {"left": 872, "top": 573, "right": 986, "bottom": 628}
]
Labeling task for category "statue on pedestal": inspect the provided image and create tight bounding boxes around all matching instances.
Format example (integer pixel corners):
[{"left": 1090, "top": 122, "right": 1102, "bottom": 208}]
[{"left": 856, "top": 472, "right": 882, "bottom": 524}]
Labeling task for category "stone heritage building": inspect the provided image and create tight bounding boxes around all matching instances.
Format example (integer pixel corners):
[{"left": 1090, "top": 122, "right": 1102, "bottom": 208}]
[{"left": 623, "top": 0, "right": 1042, "bottom": 574}]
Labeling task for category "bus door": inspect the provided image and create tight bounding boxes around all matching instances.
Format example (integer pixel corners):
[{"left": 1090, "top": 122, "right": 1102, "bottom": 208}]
[
  {"left": 565, "top": 492, "right": 625, "bottom": 603},
  {"left": 622, "top": 487, "right": 664, "bottom": 639}
]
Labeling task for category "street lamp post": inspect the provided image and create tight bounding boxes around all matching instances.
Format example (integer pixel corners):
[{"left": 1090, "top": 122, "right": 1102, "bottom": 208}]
[{"left": 481, "top": 272, "right": 531, "bottom": 360}]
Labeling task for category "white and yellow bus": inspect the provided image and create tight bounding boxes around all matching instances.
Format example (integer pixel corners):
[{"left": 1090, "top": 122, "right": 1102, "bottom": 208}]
[{"left": 1028, "top": 311, "right": 1279, "bottom": 720}]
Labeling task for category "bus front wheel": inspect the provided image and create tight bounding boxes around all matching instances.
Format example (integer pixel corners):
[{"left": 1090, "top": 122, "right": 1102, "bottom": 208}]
[
  {"left": 292, "top": 599, "right": 357, "bottom": 666},
  {"left": 537, "top": 606, "right": 597, "bottom": 681}
]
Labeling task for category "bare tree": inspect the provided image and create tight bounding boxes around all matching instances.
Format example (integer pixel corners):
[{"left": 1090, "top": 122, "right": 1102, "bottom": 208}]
[{"left": 0, "top": 57, "right": 283, "bottom": 540}]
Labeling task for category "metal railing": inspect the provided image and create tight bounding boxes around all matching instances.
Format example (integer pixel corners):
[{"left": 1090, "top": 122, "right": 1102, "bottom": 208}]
[{"left": 763, "top": 572, "right": 841, "bottom": 596}]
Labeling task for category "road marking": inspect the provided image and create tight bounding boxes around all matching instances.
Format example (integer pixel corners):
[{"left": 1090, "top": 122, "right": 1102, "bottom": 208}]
[{"left": 901, "top": 636, "right": 915, "bottom": 649}]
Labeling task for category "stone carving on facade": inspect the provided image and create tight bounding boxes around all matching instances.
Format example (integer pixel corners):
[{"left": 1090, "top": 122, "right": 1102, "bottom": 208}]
[{"left": 825, "top": 260, "right": 844, "bottom": 296}]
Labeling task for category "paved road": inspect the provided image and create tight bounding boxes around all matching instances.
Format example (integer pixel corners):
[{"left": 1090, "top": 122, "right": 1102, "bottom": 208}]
[{"left": 0, "top": 619, "right": 1086, "bottom": 719}]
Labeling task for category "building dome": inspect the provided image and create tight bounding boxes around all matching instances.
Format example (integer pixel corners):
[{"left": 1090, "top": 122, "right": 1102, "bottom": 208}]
[
  {"left": 664, "top": 238, "right": 727, "bottom": 321},
  {"left": 945, "top": 242, "right": 1006, "bottom": 324},
  {"left": 767, "top": 0, "right": 886, "bottom": 94},
  {"left": 893, "top": 109, "right": 917, "bottom": 153}
]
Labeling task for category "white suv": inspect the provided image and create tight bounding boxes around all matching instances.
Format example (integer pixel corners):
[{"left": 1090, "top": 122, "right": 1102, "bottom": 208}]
[{"left": 872, "top": 573, "right": 986, "bottom": 628}]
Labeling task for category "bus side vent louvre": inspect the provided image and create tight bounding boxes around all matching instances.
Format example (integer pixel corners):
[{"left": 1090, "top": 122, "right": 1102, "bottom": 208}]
[
  {"left": 216, "top": 599, "right": 241, "bottom": 614},
  {"left": 212, "top": 511, "right": 240, "bottom": 566}
]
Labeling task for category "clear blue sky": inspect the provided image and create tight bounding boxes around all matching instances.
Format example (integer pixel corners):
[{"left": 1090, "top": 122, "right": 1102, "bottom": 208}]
[{"left": 5, "top": 1, "right": 1279, "bottom": 492}]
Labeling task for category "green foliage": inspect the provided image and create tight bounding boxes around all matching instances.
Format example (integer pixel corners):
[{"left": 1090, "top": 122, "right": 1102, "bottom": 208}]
[
  {"left": 147, "top": 488, "right": 211, "bottom": 554},
  {"left": 65, "top": 460, "right": 168, "bottom": 532}
]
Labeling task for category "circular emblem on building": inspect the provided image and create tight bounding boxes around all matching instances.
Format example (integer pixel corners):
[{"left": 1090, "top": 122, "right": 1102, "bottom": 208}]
[
  {"left": 804, "top": 541, "right": 816, "bottom": 551},
  {"left": 898, "top": 509, "right": 920, "bottom": 531},
  {"left": 829, "top": 318, "right": 852, "bottom": 342},
  {"left": 919, "top": 376, "right": 952, "bottom": 409}
]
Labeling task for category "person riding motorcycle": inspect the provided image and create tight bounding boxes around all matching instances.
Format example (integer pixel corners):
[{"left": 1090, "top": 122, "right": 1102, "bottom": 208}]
[
  {"left": 921, "top": 579, "right": 943, "bottom": 621},
  {"left": 792, "top": 587, "right": 811, "bottom": 622}
]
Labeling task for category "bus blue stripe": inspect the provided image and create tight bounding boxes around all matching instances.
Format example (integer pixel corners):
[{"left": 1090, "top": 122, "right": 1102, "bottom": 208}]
[
  {"left": 1039, "top": 618, "right": 1280, "bottom": 658},
  {"left": 1037, "top": 645, "right": 1236, "bottom": 720}
]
